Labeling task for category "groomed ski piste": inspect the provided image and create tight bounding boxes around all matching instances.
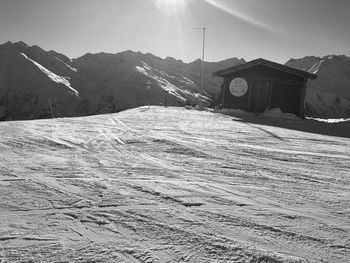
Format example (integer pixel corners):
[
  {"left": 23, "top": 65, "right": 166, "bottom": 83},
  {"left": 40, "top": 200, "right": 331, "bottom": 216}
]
[{"left": 0, "top": 106, "right": 349, "bottom": 262}]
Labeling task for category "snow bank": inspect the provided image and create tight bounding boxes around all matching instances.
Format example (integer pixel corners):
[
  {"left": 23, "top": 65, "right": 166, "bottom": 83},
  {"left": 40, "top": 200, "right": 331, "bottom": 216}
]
[
  {"left": 214, "top": 108, "right": 300, "bottom": 120},
  {"left": 214, "top": 108, "right": 256, "bottom": 117},
  {"left": 307, "top": 117, "right": 350, "bottom": 123}
]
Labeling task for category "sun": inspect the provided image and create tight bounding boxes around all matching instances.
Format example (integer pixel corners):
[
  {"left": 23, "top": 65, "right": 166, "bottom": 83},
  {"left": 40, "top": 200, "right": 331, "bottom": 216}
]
[{"left": 155, "top": 0, "right": 187, "bottom": 16}]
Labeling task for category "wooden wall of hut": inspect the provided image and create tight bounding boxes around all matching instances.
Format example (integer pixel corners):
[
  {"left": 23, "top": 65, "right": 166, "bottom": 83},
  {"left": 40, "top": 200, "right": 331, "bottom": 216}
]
[{"left": 221, "top": 65, "right": 305, "bottom": 116}]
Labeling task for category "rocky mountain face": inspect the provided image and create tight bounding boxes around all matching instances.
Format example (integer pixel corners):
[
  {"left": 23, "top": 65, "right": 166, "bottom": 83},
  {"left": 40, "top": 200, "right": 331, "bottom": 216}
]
[
  {"left": 72, "top": 51, "right": 244, "bottom": 115},
  {"left": 0, "top": 41, "right": 82, "bottom": 120},
  {"left": 286, "top": 55, "right": 350, "bottom": 118},
  {"left": 0, "top": 41, "right": 244, "bottom": 121}
]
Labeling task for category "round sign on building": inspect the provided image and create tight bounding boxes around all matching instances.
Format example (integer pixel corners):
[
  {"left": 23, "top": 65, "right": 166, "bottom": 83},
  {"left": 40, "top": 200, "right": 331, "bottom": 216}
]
[{"left": 229, "top": 78, "right": 248, "bottom": 97}]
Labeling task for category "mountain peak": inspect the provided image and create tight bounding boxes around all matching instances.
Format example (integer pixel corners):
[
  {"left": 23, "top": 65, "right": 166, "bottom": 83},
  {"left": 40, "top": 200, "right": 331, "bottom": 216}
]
[
  {"left": 13, "top": 41, "right": 29, "bottom": 48},
  {"left": 0, "top": 41, "right": 14, "bottom": 48},
  {"left": 0, "top": 41, "right": 21, "bottom": 54}
]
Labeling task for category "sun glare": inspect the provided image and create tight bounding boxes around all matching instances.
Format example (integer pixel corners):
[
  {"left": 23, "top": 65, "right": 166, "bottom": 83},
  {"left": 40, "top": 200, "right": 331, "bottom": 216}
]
[
  {"left": 204, "top": 0, "right": 279, "bottom": 34},
  {"left": 155, "top": 0, "right": 187, "bottom": 16}
]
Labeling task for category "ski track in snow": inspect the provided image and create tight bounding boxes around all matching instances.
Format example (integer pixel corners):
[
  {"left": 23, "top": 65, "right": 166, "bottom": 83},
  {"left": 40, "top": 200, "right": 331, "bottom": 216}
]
[
  {"left": 0, "top": 107, "right": 349, "bottom": 262},
  {"left": 21, "top": 53, "right": 79, "bottom": 96}
]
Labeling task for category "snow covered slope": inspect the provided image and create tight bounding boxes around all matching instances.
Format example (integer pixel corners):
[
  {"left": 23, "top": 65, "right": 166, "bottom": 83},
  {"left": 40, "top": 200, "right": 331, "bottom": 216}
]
[
  {"left": 286, "top": 55, "right": 350, "bottom": 118},
  {"left": 0, "top": 107, "right": 349, "bottom": 262}
]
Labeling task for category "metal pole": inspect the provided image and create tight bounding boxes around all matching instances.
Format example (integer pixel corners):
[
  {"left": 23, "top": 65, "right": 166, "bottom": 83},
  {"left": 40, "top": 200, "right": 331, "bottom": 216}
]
[
  {"left": 48, "top": 99, "right": 54, "bottom": 118},
  {"left": 146, "top": 80, "right": 151, "bottom": 109},
  {"left": 193, "top": 27, "right": 206, "bottom": 107},
  {"left": 164, "top": 91, "right": 168, "bottom": 107},
  {"left": 200, "top": 27, "right": 206, "bottom": 107}
]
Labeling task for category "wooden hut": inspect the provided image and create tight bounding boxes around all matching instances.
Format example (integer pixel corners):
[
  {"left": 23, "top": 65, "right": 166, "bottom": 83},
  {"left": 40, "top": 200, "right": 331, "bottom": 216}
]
[{"left": 213, "top": 58, "right": 317, "bottom": 118}]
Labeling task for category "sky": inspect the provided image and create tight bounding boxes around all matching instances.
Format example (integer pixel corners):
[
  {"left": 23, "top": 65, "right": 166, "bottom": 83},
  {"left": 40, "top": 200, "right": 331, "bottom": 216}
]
[{"left": 0, "top": 0, "right": 349, "bottom": 63}]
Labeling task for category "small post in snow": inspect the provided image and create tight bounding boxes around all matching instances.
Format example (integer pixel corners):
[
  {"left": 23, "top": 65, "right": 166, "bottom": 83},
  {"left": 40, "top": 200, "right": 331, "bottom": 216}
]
[
  {"left": 146, "top": 80, "right": 152, "bottom": 109},
  {"left": 164, "top": 90, "right": 169, "bottom": 107},
  {"left": 193, "top": 26, "right": 206, "bottom": 107},
  {"left": 48, "top": 99, "right": 55, "bottom": 118}
]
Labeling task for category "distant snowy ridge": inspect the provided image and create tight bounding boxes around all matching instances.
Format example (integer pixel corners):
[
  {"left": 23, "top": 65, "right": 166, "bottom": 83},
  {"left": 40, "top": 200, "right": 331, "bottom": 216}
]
[
  {"left": 0, "top": 41, "right": 243, "bottom": 120},
  {"left": 4, "top": 40, "right": 349, "bottom": 120},
  {"left": 55, "top": 56, "right": 78, "bottom": 72},
  {"left": 308, "top": 59, "right": 324, "bottom": 74},
  {"left": 21, "top": 53, "right": 79, "bottom": 96},
  {"left": 136, "top": 60, "right": 210, "bottom": 103}
]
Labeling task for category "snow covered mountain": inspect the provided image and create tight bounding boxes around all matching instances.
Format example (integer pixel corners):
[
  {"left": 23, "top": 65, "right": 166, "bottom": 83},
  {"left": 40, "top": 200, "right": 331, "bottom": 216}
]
[
  {"left": 2, "top": 40, "right": 349, "bottom": 120},
  {"left": 286, "top": 55, "right": 350, "bottom": 118},
  {"left": 71, "top": 51, "right": 244, "bottom": 114},
  {"left": 0, "top": 41, "right": 244, "bottom": 120}
]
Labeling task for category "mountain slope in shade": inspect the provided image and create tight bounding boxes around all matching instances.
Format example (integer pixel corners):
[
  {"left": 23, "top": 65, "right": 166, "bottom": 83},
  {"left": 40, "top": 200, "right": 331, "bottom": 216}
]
[
  {"left": 0, "top": 41, "right": 82, "bottom": 120},
  {"left": 3, "top": 40, "right": 350, "bottom": 120},
  {"left": 286, "top": 55, "right": 350, "bottom": 118},
  {"left": 71, "top": 51, "right": 245, "bottom": 115},
  {"left": 0, "top": 41, "right": 245, "bottom": 120},
  {"left": 21, "top": 52, "right": 78, "bottom": 96}
]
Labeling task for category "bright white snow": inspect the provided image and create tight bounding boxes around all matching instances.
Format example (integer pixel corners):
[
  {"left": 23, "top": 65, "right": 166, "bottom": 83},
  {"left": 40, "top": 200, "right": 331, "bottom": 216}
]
[
  {"left": 308, "top": 59, "right": 325, "bottom": 74},
  {"left": 55, "top": 56, "right": 78, "bottom": 72},
  {"left": 136, "top": 61, "right": 186, "bottom": 101},
  {"left": 307, "top": 117, "right": 350, "bottom": 123},
  {"left": 136, "top": 60, "right": 211, "bottom": 103},
  {"left": 0, "top": 107, "right": 349, "bottom": 262}
]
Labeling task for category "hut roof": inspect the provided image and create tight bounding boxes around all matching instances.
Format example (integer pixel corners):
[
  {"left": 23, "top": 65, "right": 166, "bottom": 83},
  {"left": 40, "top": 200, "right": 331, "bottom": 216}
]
[{"left": 213, "top": 58, "right": 317, "bottom": 80}]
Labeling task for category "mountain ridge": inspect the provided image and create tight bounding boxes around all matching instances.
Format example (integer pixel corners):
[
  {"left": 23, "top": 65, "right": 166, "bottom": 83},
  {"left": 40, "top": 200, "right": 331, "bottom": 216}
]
[
  {"left": 0, "top": 41, "right": 245, "bottom": 120},
  {"left": 0, "top": 40, "right": 349, "bottom": 120}
]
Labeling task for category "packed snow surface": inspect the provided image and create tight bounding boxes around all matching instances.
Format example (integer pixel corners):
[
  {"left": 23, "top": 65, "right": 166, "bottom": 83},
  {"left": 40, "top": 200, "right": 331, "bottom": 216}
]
[
  {"left": 21, "top": 53, "right": 79, "bottom": 96},
  {"left": 0, "top": 107, "right": 349, "bottom": 262}
]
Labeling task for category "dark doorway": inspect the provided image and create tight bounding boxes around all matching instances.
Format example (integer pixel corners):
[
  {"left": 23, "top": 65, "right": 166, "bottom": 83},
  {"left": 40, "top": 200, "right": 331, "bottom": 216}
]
[
  {"left": 271, "top": 80, "right": 300, "bottom": 115},
  {"left": 251, "top": 80, "right": 269, "bottom": 113}
]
